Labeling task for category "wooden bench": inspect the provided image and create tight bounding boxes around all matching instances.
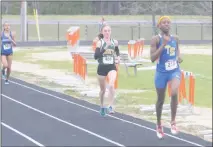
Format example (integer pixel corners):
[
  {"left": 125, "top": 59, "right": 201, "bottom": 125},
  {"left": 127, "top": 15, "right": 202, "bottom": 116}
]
[
  {"left": 71, "top": 51, "right": 144, "bottom": 76},
  {"left": 118, "top": 53, "right": 143, "bottom": 76}
]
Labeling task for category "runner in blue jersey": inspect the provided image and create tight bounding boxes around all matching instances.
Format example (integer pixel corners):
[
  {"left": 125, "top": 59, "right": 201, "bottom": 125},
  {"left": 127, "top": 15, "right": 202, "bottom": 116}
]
[
  {"left": 1, "top": 22, "right": 16, "bottom": 84},
  {"left": 150, "top": 16, "right": 183, "bottom": 139}
]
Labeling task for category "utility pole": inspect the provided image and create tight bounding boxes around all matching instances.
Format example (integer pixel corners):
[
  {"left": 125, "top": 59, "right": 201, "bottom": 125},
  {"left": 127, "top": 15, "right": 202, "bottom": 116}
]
[
  {"left": 21, "top": 0, "right": 27, "bottom": 41},
  {"left": 0, "top": 0, "right": 2, "bottom": 33}
]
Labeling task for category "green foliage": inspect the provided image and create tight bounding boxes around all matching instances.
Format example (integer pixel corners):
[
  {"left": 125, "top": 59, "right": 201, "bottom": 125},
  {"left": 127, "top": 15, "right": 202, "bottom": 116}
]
[{"left": 1, "top": 1, "right": 212, "bottom": 16}]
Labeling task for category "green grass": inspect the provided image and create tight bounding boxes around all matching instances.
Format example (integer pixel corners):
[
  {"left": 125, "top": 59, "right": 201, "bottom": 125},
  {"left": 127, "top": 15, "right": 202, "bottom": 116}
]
[
  {"left": 13, "top": 46, "right": 67, "bottom": 61},
  {"left": 13, "top": 47, "right": 212, "bottom": 108},
  {"left": 11, "top": 71, "right": 73, "bottom": 89},
  {"left": 32, "top": 60, "right": 73, "bottom": 72},
  {"left": 68, "top": 54, "right": 213, "bottom": 108},
  {"left": 180, "top": 55, "right": 212, "bottom": 107},
  {"left": 13, "top": 48, "right": 74, "bottom": 72},
  {"left": 117, "top": 55, "right": 212, "bottom": 108},
  {"left": 117, "top": 90, "right": 157, "bottom": 105}
]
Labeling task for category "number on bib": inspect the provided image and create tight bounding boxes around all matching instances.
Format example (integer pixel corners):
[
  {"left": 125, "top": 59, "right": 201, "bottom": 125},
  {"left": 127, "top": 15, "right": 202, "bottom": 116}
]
[
  {"left": 165, "top": 60, "right": 177, "bottom": 71},
  {"left": 103, "top": 55, "right": 114, "bottom": 64},
  {"left": 3, "top": 44, "right": 11, "bottom": 50}
]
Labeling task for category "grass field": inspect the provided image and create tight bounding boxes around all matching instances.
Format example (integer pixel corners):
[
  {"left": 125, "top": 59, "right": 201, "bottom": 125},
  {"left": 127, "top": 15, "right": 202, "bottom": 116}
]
[
  {"left": 13, "top": 46, "right": 212, "bottom": 108},
  {"left": 2, "top": 15, "right": 212, "bottom": 41},
  {"left": 86, "top": 55, "right": 212, "bottom": 108}
]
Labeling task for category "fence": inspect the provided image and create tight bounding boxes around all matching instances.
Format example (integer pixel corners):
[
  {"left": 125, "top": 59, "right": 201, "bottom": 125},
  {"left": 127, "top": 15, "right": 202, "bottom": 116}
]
[
  {"left": 72, "top": 53, "right": 119, "bottom": 89},
  {"left": 168, "top": 70, "right": 195, "bottom": 106},
  {"left": 4, "top": 20, "right": 212, "bottom": 42},
  {"left": 66, "top": 26, "right": 80, "bottom": 51},
  {"left": 73, "top": 54, "right": 87, "bottom": 81},
  {"left": 128, "top": 39, "right": 145, "bottom": 60}
]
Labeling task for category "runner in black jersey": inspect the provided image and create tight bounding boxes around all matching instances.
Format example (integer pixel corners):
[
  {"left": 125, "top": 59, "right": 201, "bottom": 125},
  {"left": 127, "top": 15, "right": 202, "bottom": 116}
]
[{"left": 94, "top": 24, "right": 120, "bottom": 116}]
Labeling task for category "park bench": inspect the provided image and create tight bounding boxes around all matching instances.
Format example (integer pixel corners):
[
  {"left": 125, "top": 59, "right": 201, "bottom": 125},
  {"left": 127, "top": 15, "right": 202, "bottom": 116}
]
[{"left": 71, "top": 51, "right": 144, "bottom": 76}]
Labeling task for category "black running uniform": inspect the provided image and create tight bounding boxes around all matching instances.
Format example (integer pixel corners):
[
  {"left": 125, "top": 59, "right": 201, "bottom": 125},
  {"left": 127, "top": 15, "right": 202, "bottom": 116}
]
[{"left": 94, "top": 38, "right": 120, "bottom": 76}]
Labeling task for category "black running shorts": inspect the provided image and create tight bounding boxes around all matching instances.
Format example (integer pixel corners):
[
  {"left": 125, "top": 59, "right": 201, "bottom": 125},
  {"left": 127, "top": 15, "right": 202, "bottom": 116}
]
[{"left": 97, "top": 64, "right": 117, "bottom": 76}]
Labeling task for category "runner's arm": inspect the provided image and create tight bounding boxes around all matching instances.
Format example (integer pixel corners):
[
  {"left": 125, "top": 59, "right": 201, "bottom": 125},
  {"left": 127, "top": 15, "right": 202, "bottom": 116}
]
[
  {"left": 114, "top": 40, "right": 120, "bottom": 56},
  {"left": 10, "top": 31, "right": 16, "bottom": 46},
  {"left": 94, "top": 40, "right": 105, "bottom": 60},
  {"left": 114, "top": 40, "right": 120, "bottom": 63},
  {"left": 174, "top": 35, "right": 183, "bottom": 63},
  {"left": 93, "top": 36, "right": 99, "bottom": 42},
  {"left": 150, "top": 36, "right": 165, "bottom": 63}
]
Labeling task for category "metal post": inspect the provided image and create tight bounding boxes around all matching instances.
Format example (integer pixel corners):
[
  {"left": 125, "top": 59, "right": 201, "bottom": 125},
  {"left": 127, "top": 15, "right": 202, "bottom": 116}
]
[
  {"left": 201, "top": 24, "right": 203, "bottom": 40},
  {"left": 27, "top": 21, "right": 28, "bottom": 41},
  {"left": 85, "top": 25, "right": 88, "bottom": 40},
  {"left": 21, "top": 0, "right": 27, "bottom": 41},
  {"left": 138, "top": 22, "right": 140, "bottom": 39},
  {"left": 58, "top": 21, "right": 59, "bottom": 41},
  {"left": 152, "top": 14, "right": 157, "bottom": 35},
  {"left": 131, "top": 27, "right": 133, "bottom": 40},
  {"left": 0, "top": 0, "right": 2, "bottom": 39},
  {"left": 0, "top": 0, "right": 2, "bottom": 144}
]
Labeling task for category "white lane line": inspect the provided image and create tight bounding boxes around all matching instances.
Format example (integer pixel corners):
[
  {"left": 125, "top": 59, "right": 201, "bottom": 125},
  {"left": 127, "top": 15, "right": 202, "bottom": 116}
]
[
  {"left": 8, "top": 79, "right": 204, "bottom": 147},
  {"left": 2, "top": 94, "right": 125, "bottom": 147},
  {"left": 2, "top": 122, "right": 45, "bottom": 147}
]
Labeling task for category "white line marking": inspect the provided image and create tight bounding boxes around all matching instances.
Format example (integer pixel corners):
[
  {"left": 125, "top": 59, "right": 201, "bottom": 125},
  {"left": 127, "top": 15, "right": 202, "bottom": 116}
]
[
  {"left": 2, "top": 122, "right": 45, "bottom": 147},
  {"left": 8, "top": 79, "right": 204, "bottom": 147},
  {"left": 2, "top": 94, "right": 125, "bottom": 147}
]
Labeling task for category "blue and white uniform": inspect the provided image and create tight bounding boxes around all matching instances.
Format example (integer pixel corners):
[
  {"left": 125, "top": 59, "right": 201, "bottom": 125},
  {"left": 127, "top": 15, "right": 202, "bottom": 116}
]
[
  {"left": 1, "top": 31, "right": 13, "bottom": 56},
  {"left": 155, "top": 34, "right": 181, "bottom": 89}
]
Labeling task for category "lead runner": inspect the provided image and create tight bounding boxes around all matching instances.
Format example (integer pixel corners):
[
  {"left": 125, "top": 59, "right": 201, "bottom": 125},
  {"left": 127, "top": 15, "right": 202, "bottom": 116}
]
[{"left": 150, "top": 16, "right": 183, "bottom": 139}]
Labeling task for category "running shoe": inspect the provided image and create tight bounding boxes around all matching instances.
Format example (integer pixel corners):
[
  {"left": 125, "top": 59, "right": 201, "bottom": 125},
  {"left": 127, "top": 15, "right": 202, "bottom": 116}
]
[
  {"left": 107, "top": 106, "right": 115, "bottom": 114},
  {"left": 171, "top": 121, "right": 179, "bottom": 135},
  {"left": 156, "top": 125, "right": 164, "bottom": 139},
  {"left": 5, "top": 80, "right": 9, "bottom": 85},
  {"left": 2, "top": 69, "right": 5, "bottom": 79},
  {"left": 100, "top": 107, "right": 106, "bottom": 116}
]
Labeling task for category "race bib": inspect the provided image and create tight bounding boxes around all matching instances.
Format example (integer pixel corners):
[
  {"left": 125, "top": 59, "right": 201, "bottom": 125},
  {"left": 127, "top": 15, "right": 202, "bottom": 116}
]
[
  {"left": 103, "top": 55, "right": 114, "bottom": 64},
  {"left": 165, "top": 60, "right": 177, "bottom": 71},
  {"left": 3, "top": 44, "right": 11, "bottom": 50}
]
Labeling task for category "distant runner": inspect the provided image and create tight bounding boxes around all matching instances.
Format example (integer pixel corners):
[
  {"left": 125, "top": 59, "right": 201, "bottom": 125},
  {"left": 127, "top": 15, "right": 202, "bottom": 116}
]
[
  {"left": 92, "top": 17, "right": 107, "bottom": 51},
  {"left": 1, "top": 21, "right": 16, "bottom": 84},
  {"left": 98, "top": 16, "right": 106, "bottom": 32}
]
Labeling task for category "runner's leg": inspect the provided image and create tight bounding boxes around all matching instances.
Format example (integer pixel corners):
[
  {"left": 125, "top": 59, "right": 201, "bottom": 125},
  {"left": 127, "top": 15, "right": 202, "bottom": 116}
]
[
  {"left": 97, "top": 65, "right": 108, "bottom": 116},
  {"left": 1, "top": 55, "right": 8, "bottom": 80},
  {"left": 107, "top": 70, "right": 117, "bottom": 114},
  {"left": 169, "top": 70, "right": 181, "bottom": 134},
  {"left": 155, "top": 71, "right": 168, "bottom": 139},
  {"left": 5, "top": 54, "right": 12, "bottom": 84}
]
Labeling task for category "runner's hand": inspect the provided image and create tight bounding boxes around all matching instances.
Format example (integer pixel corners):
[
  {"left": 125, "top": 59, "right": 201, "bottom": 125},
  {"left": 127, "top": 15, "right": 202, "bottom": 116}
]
[
  {"left": 177, "top": 57, "right": 183, "bottom": 63},
  {"left": 115, "top": 56, "right": 120, "bottom": 64},
  {"left": 6, "top": 35, "right": 13, "bottom": 41},
  {"left": 105, "top": 40, "right": 112, "bottom": 49},
  {"left": 162, "top": 35, "right": 170, "bottom": 46}
]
